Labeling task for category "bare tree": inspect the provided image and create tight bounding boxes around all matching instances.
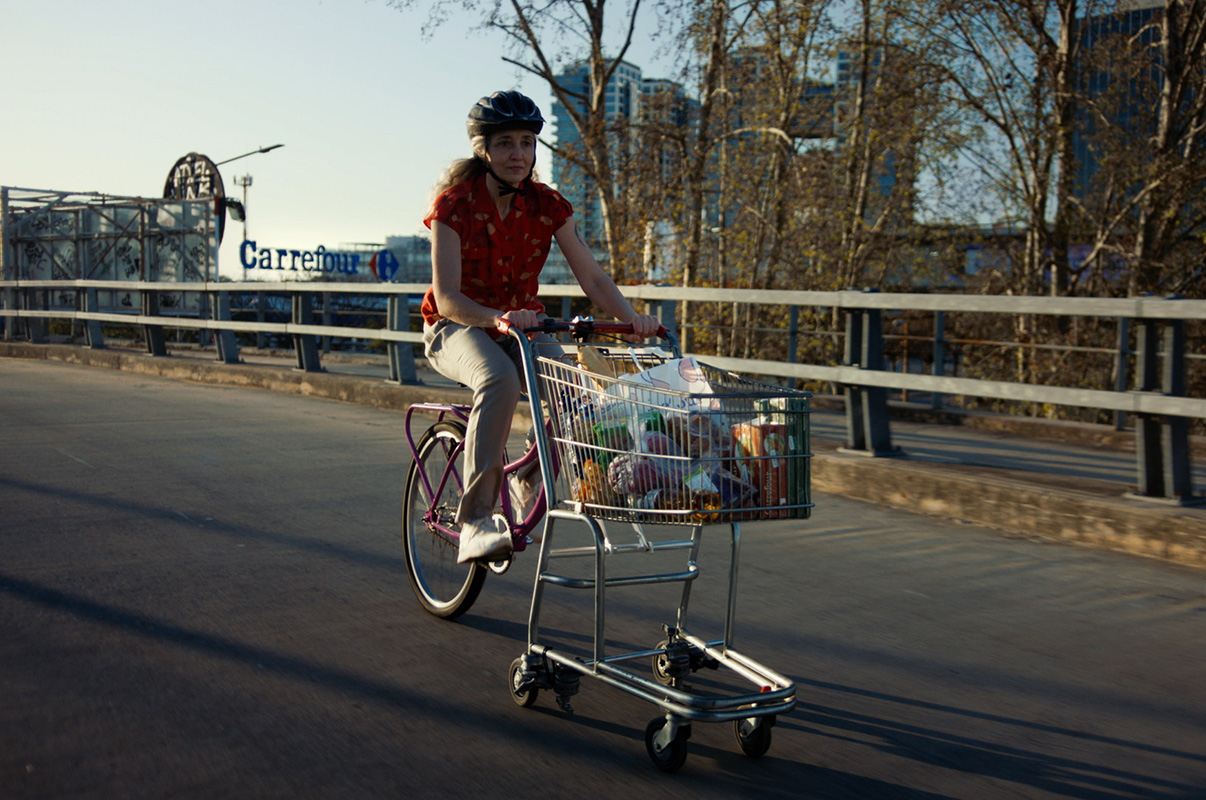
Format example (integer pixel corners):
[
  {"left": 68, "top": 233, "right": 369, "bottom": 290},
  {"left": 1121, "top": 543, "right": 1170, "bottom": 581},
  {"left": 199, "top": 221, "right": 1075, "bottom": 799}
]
[
  {"left": 926, "top": 0, "right": 1087, "bottom": 295},
  {"left": 391, "top": 0, "right": 655, "bottom": 281},
  {"left": 1072, "top": 0, "right": 1206, "bottom": 295}
]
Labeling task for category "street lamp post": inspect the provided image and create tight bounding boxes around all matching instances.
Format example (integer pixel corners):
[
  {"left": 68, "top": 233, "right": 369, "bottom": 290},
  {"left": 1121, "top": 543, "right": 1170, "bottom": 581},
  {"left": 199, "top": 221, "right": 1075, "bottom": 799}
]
[
  {"left": 233, "top": 174, "right": 253, "bottom": 241},
  {"left": 216, "top": 143, "right": 285, "bottom": 167},
  {"left": 216, "top": 144, "right": 283, "bottom": 247}
]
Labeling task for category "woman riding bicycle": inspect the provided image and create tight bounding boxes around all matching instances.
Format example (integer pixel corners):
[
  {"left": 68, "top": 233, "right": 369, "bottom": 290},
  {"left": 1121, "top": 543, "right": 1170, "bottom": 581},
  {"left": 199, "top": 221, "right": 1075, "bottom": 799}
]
[{"left": 422, "top": 89, "right": 660, "bottom": 565}]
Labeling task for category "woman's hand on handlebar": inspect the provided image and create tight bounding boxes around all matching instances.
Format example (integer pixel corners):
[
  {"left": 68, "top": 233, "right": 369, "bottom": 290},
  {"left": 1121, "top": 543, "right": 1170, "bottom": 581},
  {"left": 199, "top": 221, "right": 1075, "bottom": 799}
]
[
  {"left": 627, "top": 313, "right": 661, "bottom": 341},
  {"left": 496, "top": 309, "right": 542, "bottom": 339}
]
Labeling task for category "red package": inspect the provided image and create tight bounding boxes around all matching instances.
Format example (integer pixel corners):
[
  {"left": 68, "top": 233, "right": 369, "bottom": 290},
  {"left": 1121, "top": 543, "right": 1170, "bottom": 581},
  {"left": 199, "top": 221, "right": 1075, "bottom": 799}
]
[{"left": 732, "top": 422, "right": 789, "bottom": 518}]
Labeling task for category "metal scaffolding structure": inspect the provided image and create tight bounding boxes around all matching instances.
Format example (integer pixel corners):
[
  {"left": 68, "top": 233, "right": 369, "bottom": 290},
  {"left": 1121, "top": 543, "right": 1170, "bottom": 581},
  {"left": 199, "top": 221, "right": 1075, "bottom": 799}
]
[
  {"left": 1, "top": 186, "right": 217, "bottom": 283},
  {"left": 0, "top": 186, "right": 218, "bottom": 346}
]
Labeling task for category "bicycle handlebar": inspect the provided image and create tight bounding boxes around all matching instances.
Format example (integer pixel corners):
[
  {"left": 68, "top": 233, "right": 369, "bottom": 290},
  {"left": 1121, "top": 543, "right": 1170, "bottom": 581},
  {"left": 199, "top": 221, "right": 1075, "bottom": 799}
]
[{"left": 497, "top": 316, "right": 669, "bottom": 341}]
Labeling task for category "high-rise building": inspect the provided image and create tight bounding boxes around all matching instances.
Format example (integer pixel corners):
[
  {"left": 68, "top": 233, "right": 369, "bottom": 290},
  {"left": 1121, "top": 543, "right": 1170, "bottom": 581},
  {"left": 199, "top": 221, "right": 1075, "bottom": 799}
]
[
  {"left": 1073, "top": 0, "right": 1166, "bottom": 196},
  {"left": 549, "top": 60, "right": 646, "bottom": 250}
]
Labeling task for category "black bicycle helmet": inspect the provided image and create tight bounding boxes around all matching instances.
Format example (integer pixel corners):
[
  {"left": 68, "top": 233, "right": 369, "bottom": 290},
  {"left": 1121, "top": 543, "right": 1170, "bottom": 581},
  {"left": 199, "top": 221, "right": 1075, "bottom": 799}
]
[{"left": 467, "top": 90, "right": 545, "bottom": 138}]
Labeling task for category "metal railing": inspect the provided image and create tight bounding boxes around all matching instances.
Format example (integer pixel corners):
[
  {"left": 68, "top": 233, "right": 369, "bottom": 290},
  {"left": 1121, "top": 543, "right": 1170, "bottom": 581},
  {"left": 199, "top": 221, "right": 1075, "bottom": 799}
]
[{"left": 1, "top": 278, "right": 1203, "bottom": 504}]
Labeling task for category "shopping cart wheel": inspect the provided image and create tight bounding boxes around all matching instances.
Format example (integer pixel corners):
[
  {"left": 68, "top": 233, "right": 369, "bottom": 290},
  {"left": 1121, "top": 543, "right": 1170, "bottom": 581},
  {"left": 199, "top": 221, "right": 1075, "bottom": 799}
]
[
  {"left": 508, "top": 658, "right": 539, "bottom": 708},
  {"left": 644, "top": 717, "right": 690, "bottom": 773},
  {"left": 651, "top": 639, "right": 673, "bottom": 686},
  {"left": 733, "top": 714, "right": 774, "bottom": 757}
]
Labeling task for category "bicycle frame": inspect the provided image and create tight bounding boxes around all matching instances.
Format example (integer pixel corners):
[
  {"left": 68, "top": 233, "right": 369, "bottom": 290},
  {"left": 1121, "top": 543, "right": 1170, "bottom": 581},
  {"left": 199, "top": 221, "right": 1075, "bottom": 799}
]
[
  {"left": 403, "top": 401, "right": 554, "bottom": 554},
  {"left": 404, "top": 319, "right": 673, "bottom": 557}
]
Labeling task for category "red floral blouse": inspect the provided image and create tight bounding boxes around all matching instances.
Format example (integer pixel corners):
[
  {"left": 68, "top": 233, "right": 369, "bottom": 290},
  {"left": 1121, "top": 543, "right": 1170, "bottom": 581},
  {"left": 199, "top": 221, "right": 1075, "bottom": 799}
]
[{"left": 421, "top": 173, "right": 573, "bottom": 328}]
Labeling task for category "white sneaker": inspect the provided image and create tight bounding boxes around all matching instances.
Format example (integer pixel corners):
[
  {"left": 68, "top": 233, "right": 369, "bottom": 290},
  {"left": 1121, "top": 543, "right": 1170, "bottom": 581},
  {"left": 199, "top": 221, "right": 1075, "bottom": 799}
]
[{"left": 457, "top": 515, "right": 513, "bottom": 564}]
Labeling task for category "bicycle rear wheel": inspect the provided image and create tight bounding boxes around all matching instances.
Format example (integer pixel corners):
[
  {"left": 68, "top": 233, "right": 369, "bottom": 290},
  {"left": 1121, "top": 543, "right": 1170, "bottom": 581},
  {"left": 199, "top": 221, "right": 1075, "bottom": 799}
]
[{"left": 402, "top": 420, "right": 486, "bottom": 618}]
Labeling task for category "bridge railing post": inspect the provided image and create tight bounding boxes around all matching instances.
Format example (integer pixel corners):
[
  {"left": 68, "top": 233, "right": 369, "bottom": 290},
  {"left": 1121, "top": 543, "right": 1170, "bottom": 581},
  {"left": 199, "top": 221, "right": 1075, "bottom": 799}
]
[
  {"left": 141, "top": 289, "right": 167, "bottom": 356},
  {"left": 255, "top": 291, "right": 267, "bottom": 350},
  {"left": 1113, "top": 317, "right": 1130, "bottom": 431},
  {"left": 931, "top": 309, "right": 946, "bottom": 410},
  {"left": 843, "top": 306, "right": 867, "bottom": 451},
  {"left": 212, "top": 290, "right": 240, "bottom": 364},
  {"left": 291, "top": 291, "right": 323, "bottom": 372},
  {"left": 841, "top": 291, "right": 899, "bottom": 457},
  {"left": 25, "top": 287, "right": 46, "bottom": 344},
  {"left": 321, "top": 291, "right": 332, "bottom": 354},
  {"left": 788, "top": 305, "right": 800, "bottom": 368},
  {"left": 1131, "top": 300, "right": 1198, "bottom": 504},
  {"left": 82, "top": 287, "right": 105, "bottom": 349},
  {"left": 387, "top": 292, "right": 417, "bottom": 384},
  {"left": 0, "top": 285, "right": 9, "bottom": 340},
  {"left": 1135, "top": 316, "right": 1162, "bottom": 497},
  {"left": 859, "top": 304, "right": 897, "bottom": 455},
  {"left": 0, "top": 187, "right": 11, "bottom": 340},
  {"left": 655, "top": 298, "right": 678, "bottom": 344},
  {"left": 1160, "top": 317, "right": 1194, "bottom": 501}
]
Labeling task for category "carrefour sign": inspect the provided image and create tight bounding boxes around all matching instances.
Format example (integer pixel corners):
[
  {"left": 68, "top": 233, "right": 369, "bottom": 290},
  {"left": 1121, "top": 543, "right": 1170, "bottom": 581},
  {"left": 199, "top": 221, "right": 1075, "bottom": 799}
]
[{"left": 239, "top": 240, "right": 399, "bottom": 281}]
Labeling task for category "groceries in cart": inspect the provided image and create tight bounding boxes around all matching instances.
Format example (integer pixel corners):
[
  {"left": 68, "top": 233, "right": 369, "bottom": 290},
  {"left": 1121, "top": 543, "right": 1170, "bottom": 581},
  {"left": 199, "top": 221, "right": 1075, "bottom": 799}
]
[{"left": 545, "top": 349, "right": 811, "bottom": 523}]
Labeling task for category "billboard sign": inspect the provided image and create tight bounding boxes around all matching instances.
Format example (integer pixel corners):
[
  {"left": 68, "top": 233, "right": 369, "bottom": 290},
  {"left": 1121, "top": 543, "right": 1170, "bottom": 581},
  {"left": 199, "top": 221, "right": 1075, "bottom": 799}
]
[{"left": 164, "top": 152, "right": 230, "bottom": 242}]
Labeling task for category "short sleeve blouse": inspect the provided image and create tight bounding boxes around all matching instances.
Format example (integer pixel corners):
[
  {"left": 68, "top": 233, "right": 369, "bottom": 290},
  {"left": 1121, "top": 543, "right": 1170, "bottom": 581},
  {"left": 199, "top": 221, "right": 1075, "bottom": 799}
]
[{"left": 421, "top": 173, "right": 573, "bottom": 327}]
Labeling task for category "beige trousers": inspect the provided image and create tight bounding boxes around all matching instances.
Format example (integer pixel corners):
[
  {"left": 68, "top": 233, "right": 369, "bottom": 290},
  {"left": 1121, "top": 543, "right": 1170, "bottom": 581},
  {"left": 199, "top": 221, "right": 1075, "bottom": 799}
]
[{"left": 423, "top": 319, "right": 559, "bottom": 522}]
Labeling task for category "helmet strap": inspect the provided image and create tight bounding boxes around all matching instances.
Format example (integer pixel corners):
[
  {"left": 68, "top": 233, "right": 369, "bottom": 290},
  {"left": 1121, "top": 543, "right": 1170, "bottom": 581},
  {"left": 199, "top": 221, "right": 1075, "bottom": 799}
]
[{"left": 485, "top": 153, "right": 535, "bottom": 197}]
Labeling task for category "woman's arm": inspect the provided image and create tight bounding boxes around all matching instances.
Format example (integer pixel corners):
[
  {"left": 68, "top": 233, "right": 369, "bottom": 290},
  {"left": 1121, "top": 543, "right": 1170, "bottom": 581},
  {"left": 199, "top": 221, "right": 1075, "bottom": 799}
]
[
  {"left": 555, "top": 217, "right": 660, "bottom": 337},
  {"left": 430, "top": 221, "right": 539, "bottom": 330}
]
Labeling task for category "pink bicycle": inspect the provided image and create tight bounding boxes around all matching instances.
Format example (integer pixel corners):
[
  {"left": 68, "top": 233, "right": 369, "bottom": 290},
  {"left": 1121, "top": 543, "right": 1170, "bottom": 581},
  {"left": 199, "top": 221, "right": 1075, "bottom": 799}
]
[{"left": 401, "top": 318, "right": 643, "bottom": 618}]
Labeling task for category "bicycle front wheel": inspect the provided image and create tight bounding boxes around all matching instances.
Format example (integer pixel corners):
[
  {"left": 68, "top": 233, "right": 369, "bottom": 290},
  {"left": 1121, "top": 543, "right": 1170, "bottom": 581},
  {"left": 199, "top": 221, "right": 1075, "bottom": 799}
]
[{"left": 402, "top": 420, "right": 486, "bottom": 618}]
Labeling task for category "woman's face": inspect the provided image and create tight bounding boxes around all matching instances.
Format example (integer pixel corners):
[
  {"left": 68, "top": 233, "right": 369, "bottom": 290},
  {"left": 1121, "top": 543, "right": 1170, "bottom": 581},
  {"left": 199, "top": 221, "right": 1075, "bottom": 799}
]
[{"left": 485, "top": 128, "right": 537, "bottom": 187}]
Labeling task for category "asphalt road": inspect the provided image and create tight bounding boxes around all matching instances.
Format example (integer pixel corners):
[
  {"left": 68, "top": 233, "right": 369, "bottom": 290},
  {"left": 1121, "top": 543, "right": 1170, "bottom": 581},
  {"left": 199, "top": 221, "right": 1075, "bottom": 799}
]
[{"left": 2, "top": 358, "right": 1205, "bottom": 799}]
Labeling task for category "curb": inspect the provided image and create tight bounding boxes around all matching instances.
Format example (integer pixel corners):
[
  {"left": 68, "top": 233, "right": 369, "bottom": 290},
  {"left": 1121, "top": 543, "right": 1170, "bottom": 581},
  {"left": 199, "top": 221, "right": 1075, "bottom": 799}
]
[
  {"left": 809, "top": 441, "right": 1206, "bottom": 568},
  {"left": 4, "top": 341, "right": 1204, "bottom": 569}
]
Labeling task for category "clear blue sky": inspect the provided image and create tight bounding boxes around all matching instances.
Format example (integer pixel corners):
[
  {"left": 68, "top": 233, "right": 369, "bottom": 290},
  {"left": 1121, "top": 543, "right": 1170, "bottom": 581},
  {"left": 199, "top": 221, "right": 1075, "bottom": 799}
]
[{"left": 1, "top": 0, "right": 663, "bottom": 279}]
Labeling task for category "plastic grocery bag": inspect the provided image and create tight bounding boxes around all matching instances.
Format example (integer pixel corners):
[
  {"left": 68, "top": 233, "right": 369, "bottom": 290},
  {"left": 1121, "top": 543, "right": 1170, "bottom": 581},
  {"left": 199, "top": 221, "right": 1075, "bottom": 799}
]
[{"left": 606, "top": 357, "right": 719, "bottom": 412}]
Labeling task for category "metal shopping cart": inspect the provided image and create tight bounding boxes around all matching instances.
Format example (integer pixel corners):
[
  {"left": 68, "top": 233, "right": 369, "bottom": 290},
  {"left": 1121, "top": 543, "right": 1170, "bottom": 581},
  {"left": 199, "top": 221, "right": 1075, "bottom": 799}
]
[{"left": 506, "top": 318, "right": 812, "bottom": 772}]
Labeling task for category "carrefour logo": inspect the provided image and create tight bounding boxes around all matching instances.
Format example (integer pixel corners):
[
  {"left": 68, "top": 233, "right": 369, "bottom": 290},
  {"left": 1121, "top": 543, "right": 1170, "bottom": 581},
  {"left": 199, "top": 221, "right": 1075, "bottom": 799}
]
[
  {"left": 370, "top": 249, "right": 399, "bottom": 281},
  {"left": 239, "top": 240, "right": 399, "bottom": 281}
]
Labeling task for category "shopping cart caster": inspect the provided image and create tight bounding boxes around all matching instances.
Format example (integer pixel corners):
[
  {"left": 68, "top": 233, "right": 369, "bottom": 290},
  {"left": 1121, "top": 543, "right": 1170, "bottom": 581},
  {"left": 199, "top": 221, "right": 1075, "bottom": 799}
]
[
  {"left": 651, "top": 639, "right": 688, "bottom": 686},
  {"left": 652, "top": 630, "right": 718, "bottom": 687},
  {"left": 645, "top": 717, "right": 691, "bottom": 773},
  {"left": 508, "top": 656, "right": 542, "bottom": 708},
  {"left": 734, "top": 714, "right": 775, "bottom": 757}
]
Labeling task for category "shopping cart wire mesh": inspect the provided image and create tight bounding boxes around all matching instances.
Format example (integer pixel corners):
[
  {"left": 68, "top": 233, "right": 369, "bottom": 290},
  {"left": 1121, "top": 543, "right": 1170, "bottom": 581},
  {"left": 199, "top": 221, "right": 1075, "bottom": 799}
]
[{"left": 535, "top": 344, "right": 813, "bottom": 525}]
